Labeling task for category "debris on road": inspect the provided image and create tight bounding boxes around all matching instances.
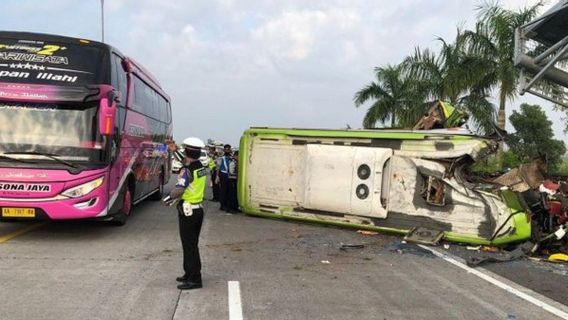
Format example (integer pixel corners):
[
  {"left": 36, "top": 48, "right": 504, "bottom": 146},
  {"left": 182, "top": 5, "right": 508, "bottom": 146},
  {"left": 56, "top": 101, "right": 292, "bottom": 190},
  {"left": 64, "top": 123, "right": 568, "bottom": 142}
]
[
  {"left": 466, "top": 242, "right": 533, "bottom": 267},
  {"left": 548, "top": 253, "right": 568, "bottom": 263},
  {"left": 385, "top": 240, "right": 435, "bottom": 258},
  {"left": 321, "top": 260, "right": 331, "bottom": 264},
  {"left": 403, "top": 227, "right": 444, "bottom": 245},
  {"left": 357, "top": 230, "right": 379, "bottom": 236},
  {"left": 480, "top": 246, "right": 500, "bottom": 253},
  {"left": 339, "top": 243, "right": 365, "bottom": 251}
]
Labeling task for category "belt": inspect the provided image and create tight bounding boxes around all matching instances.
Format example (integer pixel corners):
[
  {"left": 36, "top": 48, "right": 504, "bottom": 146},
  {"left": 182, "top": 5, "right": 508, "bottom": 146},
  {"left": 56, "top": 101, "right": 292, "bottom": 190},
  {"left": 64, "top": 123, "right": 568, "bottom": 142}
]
[{"left": 188, "top": 203, "right": 202, "bottom": 209}]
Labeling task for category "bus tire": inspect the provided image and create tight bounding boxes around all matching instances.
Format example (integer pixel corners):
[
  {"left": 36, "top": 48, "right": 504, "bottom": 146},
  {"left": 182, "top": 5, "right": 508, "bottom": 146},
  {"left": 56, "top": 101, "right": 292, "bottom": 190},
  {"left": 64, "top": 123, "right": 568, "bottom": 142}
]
[
  {"left": 112, "top": 185, "right": 133, "bottom": 226},
  {"left": 150, "top": 170, "right": 165, "bottom": 201}
]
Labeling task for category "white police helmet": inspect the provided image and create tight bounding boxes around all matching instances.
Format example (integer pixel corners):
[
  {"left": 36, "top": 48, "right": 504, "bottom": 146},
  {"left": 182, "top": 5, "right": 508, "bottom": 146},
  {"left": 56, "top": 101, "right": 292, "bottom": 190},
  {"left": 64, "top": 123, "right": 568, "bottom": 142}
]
[{"left": 182, "top": 137, "right": 205, "bottom": 150}]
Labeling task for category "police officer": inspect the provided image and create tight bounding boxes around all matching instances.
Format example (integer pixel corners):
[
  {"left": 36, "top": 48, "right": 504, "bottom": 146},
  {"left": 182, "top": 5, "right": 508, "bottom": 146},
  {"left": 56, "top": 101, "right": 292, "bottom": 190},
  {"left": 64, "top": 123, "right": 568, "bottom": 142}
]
[
  {"left": 207, "top": 146, "right": 220, "bottom": 201},
  {"left": 217, "top": 144, "right": 232, "bottom": 212},
  {"left": 163, "top": 137, "right": 207, "bottom": 290}
]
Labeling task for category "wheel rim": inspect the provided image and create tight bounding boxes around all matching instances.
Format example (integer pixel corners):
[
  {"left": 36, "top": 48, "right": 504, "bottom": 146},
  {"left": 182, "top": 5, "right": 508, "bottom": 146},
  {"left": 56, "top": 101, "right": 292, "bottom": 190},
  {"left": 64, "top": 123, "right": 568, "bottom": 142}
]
[{"left": 123, "top": 189, "right": 132, "bottom": 216}]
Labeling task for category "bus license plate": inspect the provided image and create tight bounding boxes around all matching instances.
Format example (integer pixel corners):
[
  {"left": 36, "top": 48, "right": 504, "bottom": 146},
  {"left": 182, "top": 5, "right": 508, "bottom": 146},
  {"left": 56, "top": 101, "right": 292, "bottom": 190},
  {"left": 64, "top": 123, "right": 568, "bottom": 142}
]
[{"left": 2, "top": 208, "right": 36, "bottom": 218}]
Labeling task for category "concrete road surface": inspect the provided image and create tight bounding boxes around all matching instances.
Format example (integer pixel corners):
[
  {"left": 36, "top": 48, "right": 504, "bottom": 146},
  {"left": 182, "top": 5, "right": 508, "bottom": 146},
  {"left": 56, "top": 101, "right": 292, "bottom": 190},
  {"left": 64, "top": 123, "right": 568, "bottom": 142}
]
[{"left": 1, "top": 177, "right": 567, "bottom": 320}]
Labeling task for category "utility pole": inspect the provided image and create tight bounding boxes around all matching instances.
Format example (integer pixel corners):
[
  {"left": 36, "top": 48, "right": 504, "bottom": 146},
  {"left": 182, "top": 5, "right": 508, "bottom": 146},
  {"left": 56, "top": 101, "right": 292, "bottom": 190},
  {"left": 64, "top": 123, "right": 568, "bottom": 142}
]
[{"left": 100, "top": 0, "right": 105, "bottom": 42}]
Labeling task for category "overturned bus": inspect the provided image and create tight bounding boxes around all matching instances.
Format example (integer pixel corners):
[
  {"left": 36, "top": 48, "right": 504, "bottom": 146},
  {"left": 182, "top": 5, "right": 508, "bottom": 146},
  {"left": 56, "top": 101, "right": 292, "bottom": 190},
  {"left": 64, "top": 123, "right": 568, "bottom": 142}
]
[{"left": 238, "top": 127, "right": 531, "bottom": 245}]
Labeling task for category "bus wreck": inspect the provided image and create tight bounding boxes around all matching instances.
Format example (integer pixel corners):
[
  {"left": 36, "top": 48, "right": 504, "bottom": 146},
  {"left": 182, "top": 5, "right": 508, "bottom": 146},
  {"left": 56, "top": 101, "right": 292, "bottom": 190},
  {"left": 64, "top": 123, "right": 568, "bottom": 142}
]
[{"left": 238, "top": 127, "right": 533, "bottom": 246}]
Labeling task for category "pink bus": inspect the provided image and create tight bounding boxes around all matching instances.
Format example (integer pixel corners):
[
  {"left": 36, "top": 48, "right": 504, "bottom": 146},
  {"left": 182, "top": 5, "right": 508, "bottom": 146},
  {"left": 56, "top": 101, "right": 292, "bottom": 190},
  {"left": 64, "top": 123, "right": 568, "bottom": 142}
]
[{"left": 0, "top": 31, "right": 172, "bottom": 225}]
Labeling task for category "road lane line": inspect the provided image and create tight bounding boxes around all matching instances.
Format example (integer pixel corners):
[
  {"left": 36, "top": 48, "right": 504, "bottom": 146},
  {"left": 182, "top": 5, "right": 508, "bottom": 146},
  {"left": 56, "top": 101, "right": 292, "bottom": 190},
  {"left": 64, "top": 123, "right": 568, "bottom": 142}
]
[
  {"left": 0, "top": 222, "right": 46, "bottom": 244},
  {"left": 418, "top": 244, "right": 568, "bottom": 320},
  {"left": 228, "top": 281, "right": 243, "bottom": 320}
]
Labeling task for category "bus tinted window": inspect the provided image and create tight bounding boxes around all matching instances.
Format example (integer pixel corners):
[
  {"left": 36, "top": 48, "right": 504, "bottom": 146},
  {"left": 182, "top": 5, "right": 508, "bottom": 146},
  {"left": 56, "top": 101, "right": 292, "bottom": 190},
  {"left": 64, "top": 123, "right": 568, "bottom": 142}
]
[
  {"left": 113, "top": 54, "right": 128, "bottom": 105},
  {"left": 133, "top": 75, "right": 170, "bottom": 123},
  {"left": 0, "top": 37, "right": 107, "bottom": 85}
]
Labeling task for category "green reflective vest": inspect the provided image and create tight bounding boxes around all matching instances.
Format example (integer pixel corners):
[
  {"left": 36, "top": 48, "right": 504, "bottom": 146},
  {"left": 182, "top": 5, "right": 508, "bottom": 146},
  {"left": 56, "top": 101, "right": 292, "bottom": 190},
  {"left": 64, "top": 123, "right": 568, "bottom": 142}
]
[
  {"left": 181, "top": 167, "right": 207, "bottom": 204},
  {"left": 208, "top": 157, "right": 217, "bottom": 171}
]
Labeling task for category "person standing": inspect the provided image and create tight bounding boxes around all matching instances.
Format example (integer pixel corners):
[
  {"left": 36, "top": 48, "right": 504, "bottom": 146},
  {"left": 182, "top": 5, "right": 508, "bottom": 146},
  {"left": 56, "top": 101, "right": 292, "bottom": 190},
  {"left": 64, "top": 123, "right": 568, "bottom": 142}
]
[
  {"left": 217, "top": 144, "right": 232, "bottom": 212},
  {"left": 207, "top": 146, "right": 220, "bottom": 201},
  {"left": 163, "top": 137, "right": 207, "bottom": 290},
  {"left": 227, "top": 151, "right": 239, "bottom": 213}
]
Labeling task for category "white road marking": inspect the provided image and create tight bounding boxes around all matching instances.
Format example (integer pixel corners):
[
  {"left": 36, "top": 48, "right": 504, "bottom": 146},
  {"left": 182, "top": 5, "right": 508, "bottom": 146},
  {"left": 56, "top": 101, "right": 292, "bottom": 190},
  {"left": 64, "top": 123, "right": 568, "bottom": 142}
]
[
  {"left": 418, "top": 244, "right": 568, "bottom": 320},
  {"left": 228, "top": 281, "right": 244, "bottom": 320}
]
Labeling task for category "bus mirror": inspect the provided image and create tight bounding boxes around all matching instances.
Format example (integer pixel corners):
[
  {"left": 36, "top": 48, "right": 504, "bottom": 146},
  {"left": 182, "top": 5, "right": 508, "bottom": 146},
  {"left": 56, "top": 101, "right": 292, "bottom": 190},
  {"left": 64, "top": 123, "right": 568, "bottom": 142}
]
[{"left": 99, "top": 97, "right": 116, "bottom": 136}]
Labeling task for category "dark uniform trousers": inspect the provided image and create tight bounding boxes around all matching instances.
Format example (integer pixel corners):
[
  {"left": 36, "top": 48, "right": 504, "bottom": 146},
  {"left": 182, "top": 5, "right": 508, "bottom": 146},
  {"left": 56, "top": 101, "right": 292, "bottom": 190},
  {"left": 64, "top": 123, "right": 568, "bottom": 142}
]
[
  {"left": 211, "top": 169, "right": 220, "bottom": 201},
  {"left": 228, "top": 178, "right": 238, "bottom": 211},
  {"left": 177, "top": 202, "right": 204, "bottom": 283},
  {"left": 219, "top": 174, "right": 230, "bottom": 210}
]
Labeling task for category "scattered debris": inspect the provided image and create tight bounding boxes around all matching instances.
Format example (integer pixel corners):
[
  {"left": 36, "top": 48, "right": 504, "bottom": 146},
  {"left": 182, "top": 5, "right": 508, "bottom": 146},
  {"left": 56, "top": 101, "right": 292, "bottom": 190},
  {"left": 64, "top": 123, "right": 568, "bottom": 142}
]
[
  {"left": 357, "top": 230, "right": 378, "bottom": 236},
  {"left": 548, "top": 253, "right": 568, "bottom": 263},
  {"left": 385, "top": 240, "right": 435, "bottom": 258},
  {"left": 443, "top": 244, "right": 450, "bottom": 250},
  {"left": 403, "top": 227, "right": 444, "bottom": 245},
  {"left": 466, "top": 242, "right": 533, "bottom": 267},
  {"left": 321, "top": 260, "right": 331, "bottom": 264},
  {"left": 339, "top": 243, "right": 365, "bottom": 251},
  {"left": 466, "top": 246, "right": 481, "bottom": 251},
  {"left": 480, "top": 246, "right": 499, "bottom": 253}
]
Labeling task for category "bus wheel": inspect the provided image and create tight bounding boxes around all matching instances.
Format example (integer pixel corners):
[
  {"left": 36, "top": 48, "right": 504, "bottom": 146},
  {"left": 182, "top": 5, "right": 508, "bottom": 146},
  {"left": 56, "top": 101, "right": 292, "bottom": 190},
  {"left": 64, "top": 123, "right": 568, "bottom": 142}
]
[
  {"left": 113, "top": 186, "right": 132, "bottom": 226},
  {"left": 150, "top": 171, "right": 164, "bottom": 201}
]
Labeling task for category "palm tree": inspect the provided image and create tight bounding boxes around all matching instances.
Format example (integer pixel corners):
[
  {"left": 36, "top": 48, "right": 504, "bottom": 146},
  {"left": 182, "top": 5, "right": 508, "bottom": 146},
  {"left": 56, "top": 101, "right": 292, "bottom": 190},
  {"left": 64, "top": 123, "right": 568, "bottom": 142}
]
[
  {"left": 354, "top": 64, "right": 425, "bottom": 129},
  {"left": 464, "top": 1, "right": 543, "bottom": 130},
  {"left": 404, "top": 30, "right": 497, "bottom": 133}
]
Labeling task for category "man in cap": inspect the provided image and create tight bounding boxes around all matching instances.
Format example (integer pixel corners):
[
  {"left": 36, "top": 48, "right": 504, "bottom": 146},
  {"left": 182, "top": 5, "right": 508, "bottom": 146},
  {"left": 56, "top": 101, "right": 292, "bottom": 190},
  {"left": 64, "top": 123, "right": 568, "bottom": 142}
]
[{"left": 163, "top": 137, "right": 207, "bottom": 290}]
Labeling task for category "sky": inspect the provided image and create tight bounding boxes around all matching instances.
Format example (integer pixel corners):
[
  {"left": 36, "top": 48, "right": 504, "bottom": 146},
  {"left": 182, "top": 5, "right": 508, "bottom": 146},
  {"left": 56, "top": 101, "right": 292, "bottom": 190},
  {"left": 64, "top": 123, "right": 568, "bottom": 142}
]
[{"left": 0, "top": 0, "right": 564, "bottom": 146}]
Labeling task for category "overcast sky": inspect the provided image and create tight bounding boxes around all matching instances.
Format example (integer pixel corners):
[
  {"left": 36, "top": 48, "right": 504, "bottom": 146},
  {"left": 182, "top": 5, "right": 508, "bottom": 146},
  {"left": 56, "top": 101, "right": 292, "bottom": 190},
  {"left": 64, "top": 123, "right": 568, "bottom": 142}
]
[{"left": 0, "top": 0, "right": 564, "bottom": 145}]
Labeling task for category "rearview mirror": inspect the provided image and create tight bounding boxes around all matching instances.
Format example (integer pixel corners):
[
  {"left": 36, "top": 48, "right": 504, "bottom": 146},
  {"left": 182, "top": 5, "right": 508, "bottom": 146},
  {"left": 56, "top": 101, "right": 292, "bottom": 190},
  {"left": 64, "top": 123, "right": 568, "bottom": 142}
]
[{"left": 99, "top": 94, "right": 117, "bottom": 136}]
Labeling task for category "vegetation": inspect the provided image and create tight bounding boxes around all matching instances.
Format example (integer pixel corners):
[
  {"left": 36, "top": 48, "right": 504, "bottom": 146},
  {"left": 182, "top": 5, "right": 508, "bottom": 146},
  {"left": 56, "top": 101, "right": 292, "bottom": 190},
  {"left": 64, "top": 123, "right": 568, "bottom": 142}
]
[
  {"left": 506, "top": 103, "right": 566, "bottom": 171},
  {"left": 354, "top": 64, "right": 425, "bottom": 128},
  {"left": 472, "top": 104, "right": 566, "bottom": 173}
]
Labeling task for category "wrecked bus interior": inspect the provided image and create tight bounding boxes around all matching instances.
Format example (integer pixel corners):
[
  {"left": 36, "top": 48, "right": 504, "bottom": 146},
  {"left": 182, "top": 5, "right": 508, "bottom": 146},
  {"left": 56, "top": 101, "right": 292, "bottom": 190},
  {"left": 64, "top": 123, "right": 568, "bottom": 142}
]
[{"left": 238, "top": 127, "right": 534, "bottom": 245}]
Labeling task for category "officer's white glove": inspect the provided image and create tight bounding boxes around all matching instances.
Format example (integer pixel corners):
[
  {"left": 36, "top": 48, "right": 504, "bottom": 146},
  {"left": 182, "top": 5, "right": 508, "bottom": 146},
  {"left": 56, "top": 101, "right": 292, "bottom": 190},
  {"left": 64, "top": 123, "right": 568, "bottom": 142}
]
[{"left": 162, "top": 195, "right": 175, "bottom": 206}]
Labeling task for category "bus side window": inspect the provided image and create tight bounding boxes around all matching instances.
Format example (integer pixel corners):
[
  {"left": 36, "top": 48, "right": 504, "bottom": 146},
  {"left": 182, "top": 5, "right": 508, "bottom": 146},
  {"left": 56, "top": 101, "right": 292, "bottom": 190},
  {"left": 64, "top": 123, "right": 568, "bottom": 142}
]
[
  {"left": 116, "top": 106, "right": 126, "bottom": 134},
  {"left": 113, "top": 54, "right": 128, "bottom": 106}
]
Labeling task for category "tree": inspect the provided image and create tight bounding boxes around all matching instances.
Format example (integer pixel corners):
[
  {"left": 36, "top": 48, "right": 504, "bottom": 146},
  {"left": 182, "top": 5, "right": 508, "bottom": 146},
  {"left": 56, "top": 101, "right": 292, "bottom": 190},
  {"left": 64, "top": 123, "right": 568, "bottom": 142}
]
[
  {"left": 404, "top": 30, "right": 497, "bottom": 133},
  {"left": 506, "top": 103, "right": 566, "bottom": 171},
  {"left": 354, "top": 64, "right": 426, "bottom": 129},
  {"left": 465, "top": 1, "right": 543, "bottom": 130}
]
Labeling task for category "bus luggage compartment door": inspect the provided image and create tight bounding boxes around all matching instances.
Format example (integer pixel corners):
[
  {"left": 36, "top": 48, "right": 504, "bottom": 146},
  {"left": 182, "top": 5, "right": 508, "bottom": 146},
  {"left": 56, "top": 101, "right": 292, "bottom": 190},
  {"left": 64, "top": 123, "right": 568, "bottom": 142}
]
[{"left": 303, "top": 144, "right": 391, "bottom": 218}]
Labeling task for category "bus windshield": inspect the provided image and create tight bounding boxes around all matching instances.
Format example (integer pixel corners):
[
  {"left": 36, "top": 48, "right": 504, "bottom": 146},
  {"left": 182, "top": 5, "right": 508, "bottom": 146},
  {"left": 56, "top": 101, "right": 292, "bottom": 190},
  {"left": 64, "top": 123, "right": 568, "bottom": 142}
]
[{"left": 0, "top": 102, "right": 106, "bottom": 167}]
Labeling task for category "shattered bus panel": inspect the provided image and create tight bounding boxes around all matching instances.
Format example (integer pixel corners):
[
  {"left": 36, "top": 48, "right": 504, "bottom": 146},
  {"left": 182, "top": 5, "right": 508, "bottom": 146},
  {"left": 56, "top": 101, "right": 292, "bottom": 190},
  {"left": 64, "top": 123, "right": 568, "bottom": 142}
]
[{"left": 238, "top": 128, "right": 531, "bottom": 245}]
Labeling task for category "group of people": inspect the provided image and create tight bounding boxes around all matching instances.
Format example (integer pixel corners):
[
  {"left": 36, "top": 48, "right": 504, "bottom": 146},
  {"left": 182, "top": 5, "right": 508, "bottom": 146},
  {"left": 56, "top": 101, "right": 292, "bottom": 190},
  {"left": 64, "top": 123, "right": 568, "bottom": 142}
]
[
  {"left": 208, "top": 144, "right": 240, "bottom": 213},
  {"left": 163, "top": 138, "right": 240, "bottom": 291}
]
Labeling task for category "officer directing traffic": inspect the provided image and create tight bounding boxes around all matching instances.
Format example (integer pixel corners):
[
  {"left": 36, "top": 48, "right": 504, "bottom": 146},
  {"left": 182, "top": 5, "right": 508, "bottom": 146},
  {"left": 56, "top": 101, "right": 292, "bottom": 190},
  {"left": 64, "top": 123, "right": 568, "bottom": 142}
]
[{"left": 163, "top": 137, "right": 207, "bottom": 290}]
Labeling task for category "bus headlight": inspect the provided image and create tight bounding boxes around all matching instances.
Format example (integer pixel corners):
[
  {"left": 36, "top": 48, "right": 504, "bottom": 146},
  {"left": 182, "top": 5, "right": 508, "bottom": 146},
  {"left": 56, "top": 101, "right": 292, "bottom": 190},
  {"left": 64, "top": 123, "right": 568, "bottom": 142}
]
[{"left": 62, "top": 177, "right": 104, "bottom": 198}]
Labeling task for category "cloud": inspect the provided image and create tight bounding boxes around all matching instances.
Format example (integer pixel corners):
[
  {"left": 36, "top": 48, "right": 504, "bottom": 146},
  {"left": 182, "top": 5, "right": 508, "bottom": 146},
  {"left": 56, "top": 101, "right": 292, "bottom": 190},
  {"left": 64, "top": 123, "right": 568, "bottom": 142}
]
[{"left": 251, "top": 9, "right": 359, "bottom": 61}]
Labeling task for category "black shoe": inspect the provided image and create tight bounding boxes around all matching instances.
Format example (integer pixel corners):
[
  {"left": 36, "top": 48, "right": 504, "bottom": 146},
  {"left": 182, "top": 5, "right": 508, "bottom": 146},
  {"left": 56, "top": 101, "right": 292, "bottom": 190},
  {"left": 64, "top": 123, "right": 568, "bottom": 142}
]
[
  {"left": 176, "top": 275, "right": 189, "bottom": 282},
  {"left": 220, "top": 206, "right": 227, "bottom": 211},
  {"left": 177, "top": 281, "right": 203, "bottom": 290}
]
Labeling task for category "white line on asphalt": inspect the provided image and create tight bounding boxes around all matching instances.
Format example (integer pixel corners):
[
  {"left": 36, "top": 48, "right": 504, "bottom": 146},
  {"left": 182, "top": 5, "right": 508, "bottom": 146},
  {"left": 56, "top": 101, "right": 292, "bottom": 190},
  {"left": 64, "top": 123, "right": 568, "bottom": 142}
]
[
  {"left": 418, "top": 244, "right": 568, "bottom": 320},
  {"left": 228, "top": 281, "right": 244, "bottom": 320}
]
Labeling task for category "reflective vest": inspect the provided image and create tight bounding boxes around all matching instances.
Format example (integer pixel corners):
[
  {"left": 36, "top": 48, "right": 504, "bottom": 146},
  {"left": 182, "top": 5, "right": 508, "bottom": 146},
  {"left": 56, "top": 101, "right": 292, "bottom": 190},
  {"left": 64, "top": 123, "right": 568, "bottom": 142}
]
[
  {"left": 219, "top": 156, "right": 230, "bottom": 176},
  {"left": 181, "top": 166, "right": 207, "bottom": 204},
  {"left": 208, "top": 157, "right": 217, "bottom": 171}
]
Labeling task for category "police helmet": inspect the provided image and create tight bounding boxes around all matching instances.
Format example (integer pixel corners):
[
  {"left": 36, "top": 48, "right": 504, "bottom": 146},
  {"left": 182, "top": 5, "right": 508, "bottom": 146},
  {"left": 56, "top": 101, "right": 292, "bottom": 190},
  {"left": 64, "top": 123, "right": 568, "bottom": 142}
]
[{"left": 182, "top": 137, "right": 205, "bottom": 150}]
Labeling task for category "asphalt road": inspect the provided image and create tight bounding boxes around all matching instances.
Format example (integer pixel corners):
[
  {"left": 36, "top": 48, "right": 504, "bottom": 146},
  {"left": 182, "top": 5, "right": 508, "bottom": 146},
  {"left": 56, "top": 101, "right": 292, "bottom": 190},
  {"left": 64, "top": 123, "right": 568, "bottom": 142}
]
[{"left": 1, "top": 177, "right": 567, "bottom": 320}]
